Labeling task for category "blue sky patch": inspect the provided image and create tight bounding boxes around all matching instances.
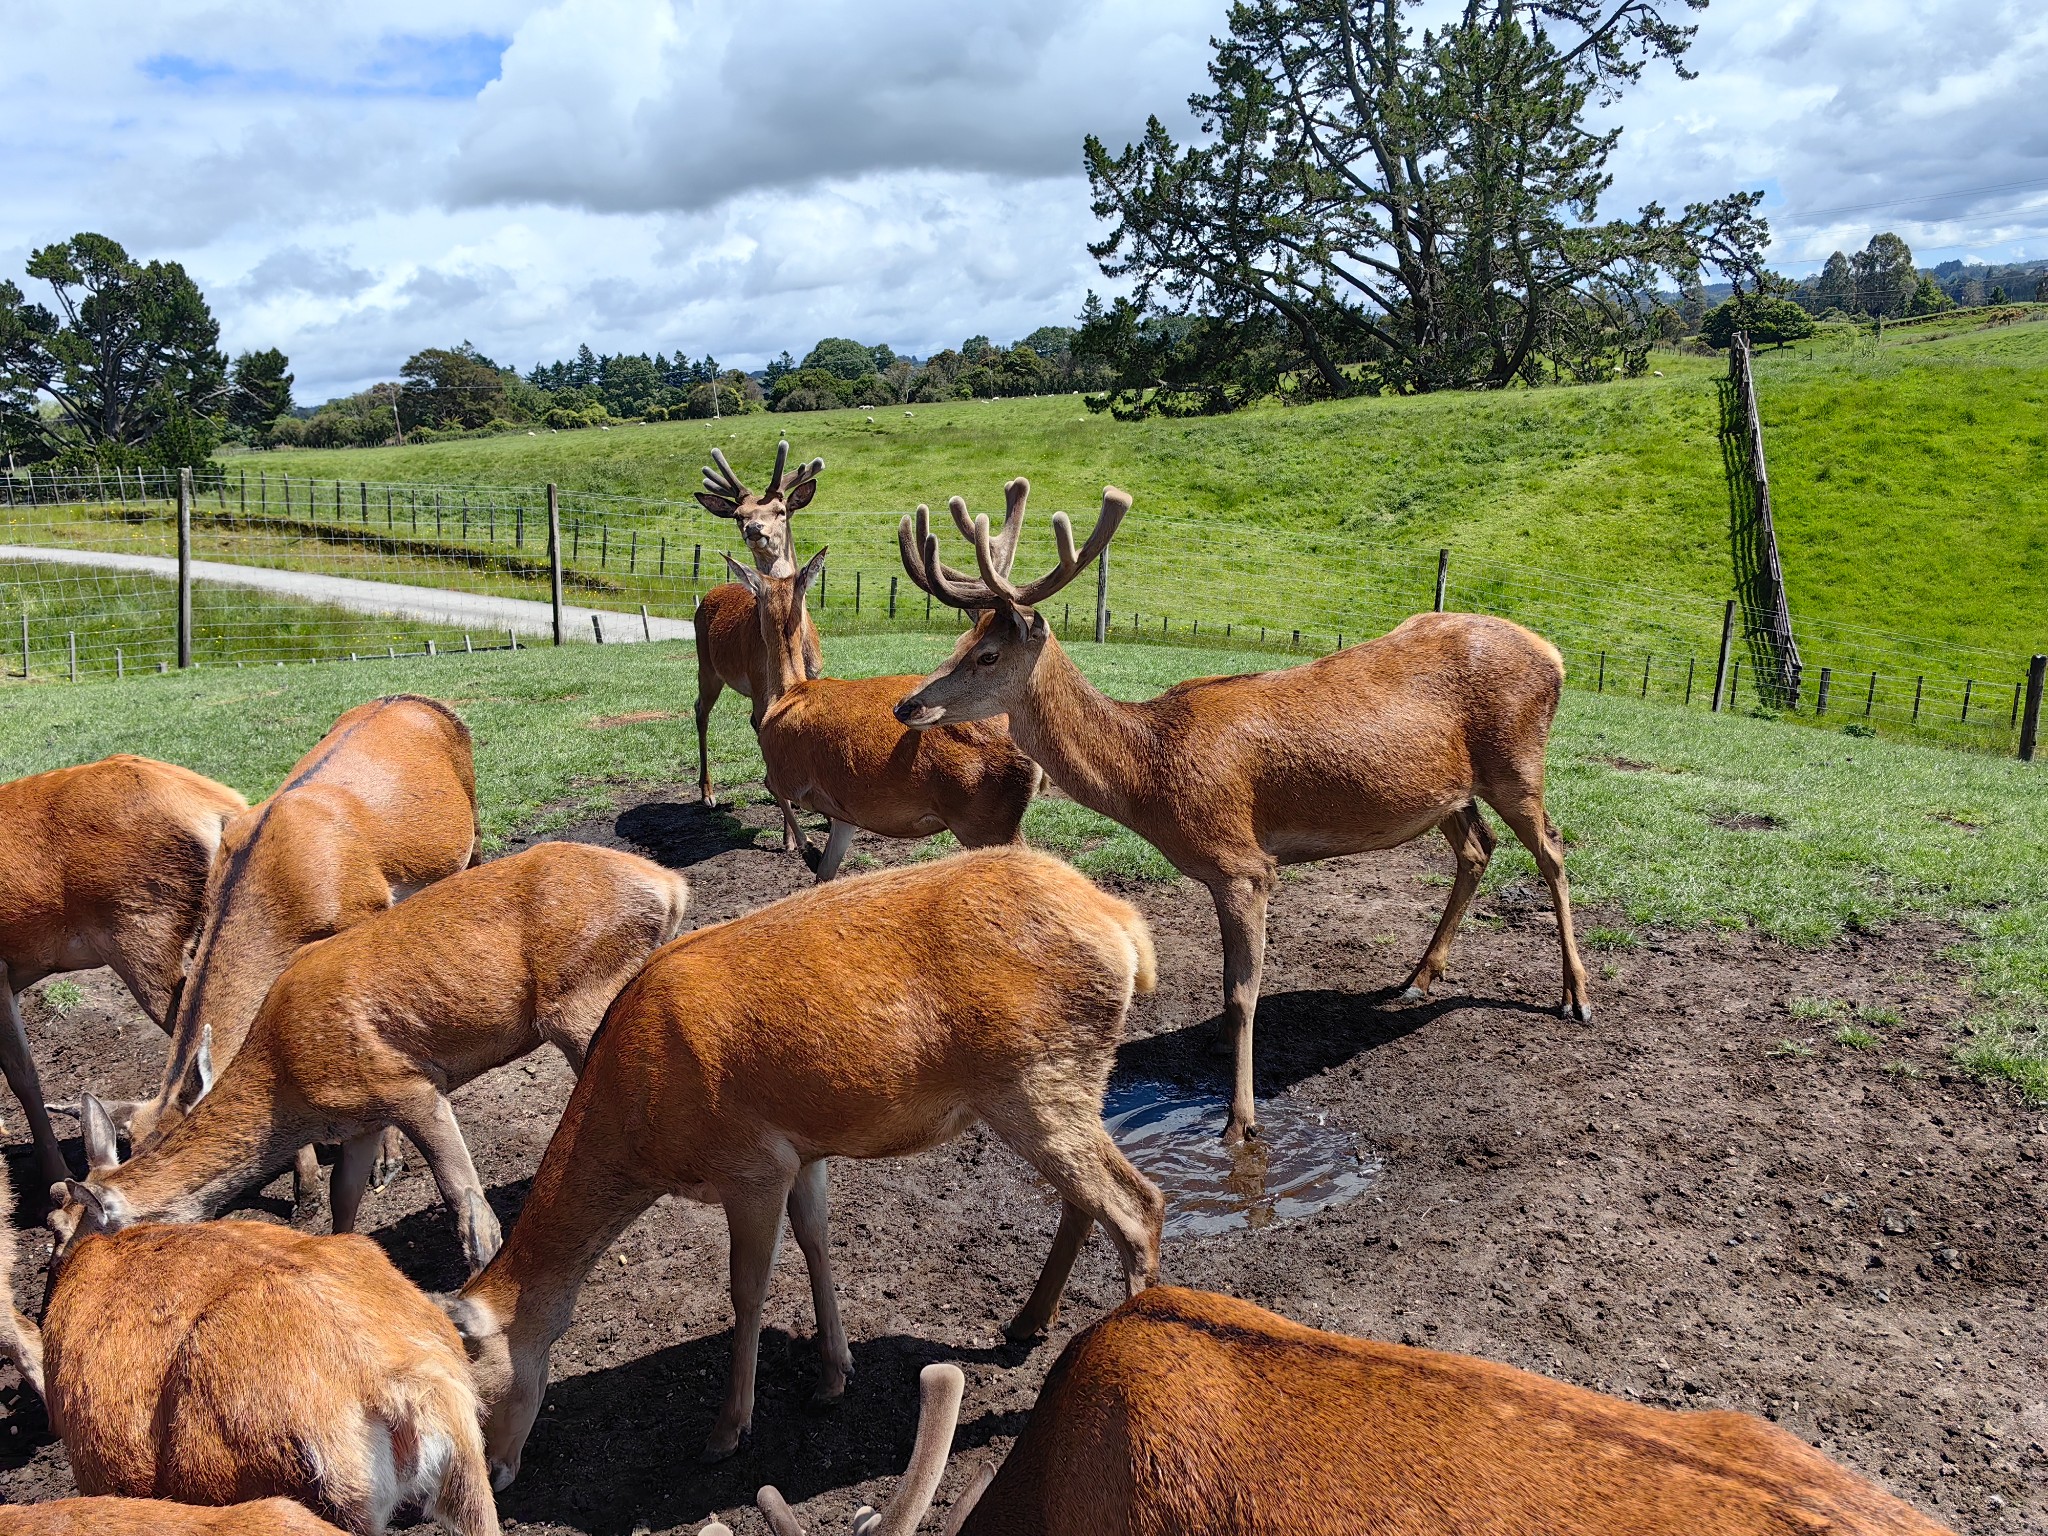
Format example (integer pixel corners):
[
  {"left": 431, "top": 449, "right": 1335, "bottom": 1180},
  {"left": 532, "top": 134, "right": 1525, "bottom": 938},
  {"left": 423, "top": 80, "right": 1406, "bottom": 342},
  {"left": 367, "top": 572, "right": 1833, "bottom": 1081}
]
[{"left": 142, "top": 31, "right": 506, "bottom": 100}]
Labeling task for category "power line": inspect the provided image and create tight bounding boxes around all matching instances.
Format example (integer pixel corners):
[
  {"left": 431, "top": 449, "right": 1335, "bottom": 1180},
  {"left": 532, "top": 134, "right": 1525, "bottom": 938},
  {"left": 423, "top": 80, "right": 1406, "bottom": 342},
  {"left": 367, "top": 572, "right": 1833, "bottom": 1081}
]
[{"left": 1789, "top": 175, "right": 2048, "bottom": 224}]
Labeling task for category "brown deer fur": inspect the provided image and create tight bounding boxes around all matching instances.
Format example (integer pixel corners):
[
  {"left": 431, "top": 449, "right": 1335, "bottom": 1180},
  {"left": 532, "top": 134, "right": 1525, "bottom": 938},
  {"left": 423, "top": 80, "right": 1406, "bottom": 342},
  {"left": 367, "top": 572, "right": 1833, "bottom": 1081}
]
[
  {"left": 54, "top": 843, "right": 689, "bottom": 1273},
  {"left": 3, "top": 1157, "right": 499, "bottom": 1536},
  {"left": 895, "top": 482, "right": 1590, "bottom": 1142},
  {"left": 447, "top": 848, "right": 1163, "bottom": 1475},
  {"left": 730, "top": 548, "right": 1037, "bottom": 879},
  {"left": 764, "top": 1287, "right": 1953, "bottom": 1536},
  {"left": 1, "top": 1144, "right": 44, "bottom": 1396},
  {"left": 0, "top": 1496, "right": 351, "bottom": 1534},
  {"left": 0, "top": 756, "right": 246, "bottom": 1188},
  {"left": 691, "top": 442, "right": 825, "bottom": 805},
  {"left": 127, "top": 697, "right": 482, "bottom": 1199}
]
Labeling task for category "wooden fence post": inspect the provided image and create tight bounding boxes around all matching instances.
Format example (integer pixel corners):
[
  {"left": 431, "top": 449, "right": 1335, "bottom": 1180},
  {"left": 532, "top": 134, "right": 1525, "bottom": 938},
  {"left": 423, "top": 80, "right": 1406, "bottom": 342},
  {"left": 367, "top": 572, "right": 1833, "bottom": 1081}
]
[
  {"left": 1434, "top": 548, "right": 1449, "bottom": 613},
  {"left": 1094, "top": 550, "right": 1110, "bottom": 643},
  {"left": 2021, "top": 655, "right": 2045, "bottom": 762},
  {"left": 67, "top": 631, "right": 76, "bottom": 683},
  {"left": 1816, "top": 666, "right": 1832, "bottom": 716},
  {"left": 1710, "top": 599, "right": 1735, "bottom": 712},
  {"left": 176, "top": 468, "right": 194, "bottom": 669},
  {"left": 19, "top": 614, "right": 27, "bottom": 679},
  {"left": 547, "top": 484, "right": 565, "bottom": 646}
]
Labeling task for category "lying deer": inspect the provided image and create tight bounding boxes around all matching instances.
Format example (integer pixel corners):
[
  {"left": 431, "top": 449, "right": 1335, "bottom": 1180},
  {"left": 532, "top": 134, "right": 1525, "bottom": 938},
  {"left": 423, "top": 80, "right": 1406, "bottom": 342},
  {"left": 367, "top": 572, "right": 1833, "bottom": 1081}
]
[
  {"left": 896, "top": 483, "right": 1590, "bottom": 1142},
  {"left": 53, "top": 842, "right": 689, "bottom": 1274},
  {"left": 730, "top": 546, "right": 1039, "bottom": 878},
  {"left": 11, "top": 1162, "right": 499, "bottom": 1535},
  {"left": 693, "top": 441, "right": 826, "bottom": 805},
  {"left": 0, "top": 1497, "right": 349, "bottom": 1535},
  {"left": 124, "top": 695, "right": 482, "bottom": 1199},
  {"left": 760, "top": 1286, "right": 1954, "bottom": 1536},
  {"left": 0, "top": 756, "right": 246, "bottom": 1188},
  {"left": 445, "top": 847, "right": 1163, "bottom": 1476}
]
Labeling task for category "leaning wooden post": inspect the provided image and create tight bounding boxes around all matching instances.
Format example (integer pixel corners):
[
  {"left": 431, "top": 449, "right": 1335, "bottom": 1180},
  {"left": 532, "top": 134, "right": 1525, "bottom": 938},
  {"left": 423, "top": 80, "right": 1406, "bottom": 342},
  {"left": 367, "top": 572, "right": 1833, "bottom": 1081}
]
[
  {"left": 2021, "top": 654, "right": 2046, "bottom": 763},
  {"left": 176, "top": 468, "right": 194, "bottom": 669},
  {"left": 1710, "top": 599, "right": 1736, "bottom": 713},
  {"left": 547, "top": 483, "right": 565, "bottom": 646},
  {"left": 1434, "top": 548, "right": 1449, "bottom": 612},
  {"left": 1093, "top": 549, "right": 1110, "bottom": 643}
]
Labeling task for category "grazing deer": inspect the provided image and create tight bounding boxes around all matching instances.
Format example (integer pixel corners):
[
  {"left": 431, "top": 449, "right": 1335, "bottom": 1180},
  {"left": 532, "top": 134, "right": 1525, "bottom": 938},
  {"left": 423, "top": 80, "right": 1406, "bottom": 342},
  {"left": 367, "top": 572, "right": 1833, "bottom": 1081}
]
[
  {"left": 692, "top": 441, "right": 826, "bottom": 805},
  {"left": 125, "top": 696, "right": 482, "bottom": 1200},
  {"left": 0, "top": 756, "right": 246, "bottom": 1189},
  {"left": 760, "top": 1287, "right": 1954, "bottom": 1536},
  {"left": 9, "top": 1163, "right": 499, "bottom": 1536},
  {"left": 445, "top": 847, "right": 1163, "bottom": 1477},
  {"left": 52, "top": 843, "right": 689, "bottom": 1274},
  {"left": 0, "top": 1497, "right": 350, "bottom": 1535},
  {"left": 728, "top": 545, "right": 1039, "bottom": 878},
  {"left": 895, "top": 483, "right": 1590, "bottom": 1143}
]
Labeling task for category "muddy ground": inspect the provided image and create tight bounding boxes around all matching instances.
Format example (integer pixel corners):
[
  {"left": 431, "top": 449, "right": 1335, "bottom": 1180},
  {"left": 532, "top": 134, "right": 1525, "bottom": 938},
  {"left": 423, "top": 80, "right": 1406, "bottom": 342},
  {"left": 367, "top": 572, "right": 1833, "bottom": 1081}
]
[{"left": 3, "top": 783, "right": 2044, "bottom": 1535}]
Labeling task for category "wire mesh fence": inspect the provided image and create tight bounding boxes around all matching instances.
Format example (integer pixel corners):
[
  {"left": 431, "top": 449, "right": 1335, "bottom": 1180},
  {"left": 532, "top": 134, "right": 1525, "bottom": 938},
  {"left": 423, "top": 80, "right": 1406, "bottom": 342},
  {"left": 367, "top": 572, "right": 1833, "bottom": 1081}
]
[{"left": 1, "top": 465, "right": 2041, "bottom": 757}]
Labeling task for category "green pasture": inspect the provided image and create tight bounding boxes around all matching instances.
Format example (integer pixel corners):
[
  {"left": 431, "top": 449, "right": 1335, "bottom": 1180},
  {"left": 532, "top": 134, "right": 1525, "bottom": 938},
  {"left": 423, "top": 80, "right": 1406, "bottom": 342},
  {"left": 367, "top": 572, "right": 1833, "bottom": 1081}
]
[{"left": 2, "top": 635, "right": 2043, "bottom": 1097}]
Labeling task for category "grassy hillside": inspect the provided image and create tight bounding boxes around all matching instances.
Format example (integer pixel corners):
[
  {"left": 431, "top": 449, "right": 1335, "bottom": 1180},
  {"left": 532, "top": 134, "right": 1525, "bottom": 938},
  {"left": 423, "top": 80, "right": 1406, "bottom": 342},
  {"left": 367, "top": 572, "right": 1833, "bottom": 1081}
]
[
  {"left": 238, "top": 315, "right": 2048, "bottom": 662},
  {"left": 3, "top": 637, "right": 2044, "bottom": 1095}
]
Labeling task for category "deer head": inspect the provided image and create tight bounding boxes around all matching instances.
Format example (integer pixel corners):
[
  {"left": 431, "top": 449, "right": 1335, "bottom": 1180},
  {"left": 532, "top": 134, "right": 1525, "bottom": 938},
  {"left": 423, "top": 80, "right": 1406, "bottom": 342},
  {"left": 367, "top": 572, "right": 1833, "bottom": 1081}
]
[
  {"left": 892, "top": 479, "right": 1129, "bottom": 729},
  {"left": 757, "top": 1363, "right": 975, "bottom": 1536},
  {"left": 721, "top": 547, "right": 828, "bottom": 704},
  {"left": 699, "top": 440, "right": 825, "bottom": 577}
]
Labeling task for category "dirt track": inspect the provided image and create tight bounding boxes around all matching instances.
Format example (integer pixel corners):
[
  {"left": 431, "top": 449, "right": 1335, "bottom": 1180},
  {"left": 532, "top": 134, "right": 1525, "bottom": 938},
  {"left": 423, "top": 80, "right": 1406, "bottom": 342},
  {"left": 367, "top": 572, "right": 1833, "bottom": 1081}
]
[{"left": 3, "top": 783, "right": 2043, "bottom": 1535}]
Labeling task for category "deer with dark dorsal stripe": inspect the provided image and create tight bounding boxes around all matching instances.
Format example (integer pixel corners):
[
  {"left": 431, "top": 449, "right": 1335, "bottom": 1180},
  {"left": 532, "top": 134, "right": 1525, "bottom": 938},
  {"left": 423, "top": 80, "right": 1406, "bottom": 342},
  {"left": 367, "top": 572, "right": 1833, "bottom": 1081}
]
[
  {"left": 895, "top": 481, "right": 1590, "bottom": 1143},
  {"left": 0, "top": 755, "right": 247, "bottom": 1191},
  {"left": 692, "top": 441, "right": 826, "bottom": 806},
  {"left": 758, "top": 1287, "right": 1955, "bottom": 1536}
]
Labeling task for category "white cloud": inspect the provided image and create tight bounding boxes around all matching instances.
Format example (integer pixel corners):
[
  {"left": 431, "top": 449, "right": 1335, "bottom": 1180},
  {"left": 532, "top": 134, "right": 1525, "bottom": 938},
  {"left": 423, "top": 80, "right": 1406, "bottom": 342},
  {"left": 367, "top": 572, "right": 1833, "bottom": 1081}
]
[{"left": 2, "top": 0, "right": 2044, "bottom": 401}]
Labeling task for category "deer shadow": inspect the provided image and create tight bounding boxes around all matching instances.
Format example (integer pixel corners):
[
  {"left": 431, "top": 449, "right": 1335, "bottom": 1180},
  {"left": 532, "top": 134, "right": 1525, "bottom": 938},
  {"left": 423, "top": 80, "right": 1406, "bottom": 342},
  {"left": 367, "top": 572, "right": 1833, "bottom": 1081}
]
[
  {"left": 609, "top": 798, "right": 762, "bottom": 869},
  {"left": 494, "top": 1325, "right": 1029, "bottom": 1534}
]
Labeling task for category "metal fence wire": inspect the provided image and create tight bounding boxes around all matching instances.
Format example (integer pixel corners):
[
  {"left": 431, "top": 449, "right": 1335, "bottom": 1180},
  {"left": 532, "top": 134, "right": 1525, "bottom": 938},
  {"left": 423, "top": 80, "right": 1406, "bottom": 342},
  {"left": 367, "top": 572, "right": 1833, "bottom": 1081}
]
[{"left": 1, "top": 465, "right": 2041, "bottom": 758}]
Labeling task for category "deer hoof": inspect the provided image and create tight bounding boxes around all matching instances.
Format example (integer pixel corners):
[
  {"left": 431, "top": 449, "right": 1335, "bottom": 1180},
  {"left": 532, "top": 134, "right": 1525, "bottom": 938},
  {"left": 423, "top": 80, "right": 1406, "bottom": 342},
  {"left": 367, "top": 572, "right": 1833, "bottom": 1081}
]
[
  {"left": 700, "top": 1426, "right": 751, "bottom": 1464},
  {"left": 1562, "top": 998, "right": 1594, "bottom": 1023},
  {"left": 1004, "top": 1311, "right": 1053, "bottom": 1345},
  {"left": 1399, "top": 983, "right": 1428, "bottom": 1002}
]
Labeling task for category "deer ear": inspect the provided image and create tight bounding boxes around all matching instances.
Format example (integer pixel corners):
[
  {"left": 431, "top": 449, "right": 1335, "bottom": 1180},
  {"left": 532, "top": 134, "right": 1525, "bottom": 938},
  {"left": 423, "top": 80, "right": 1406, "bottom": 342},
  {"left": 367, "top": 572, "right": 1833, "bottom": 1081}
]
[
  {"left": 795, "top": 546, "right": 828, "bottom": 599},
  {"left": 722, "top": 553, "right": 765, "bottom": 594},
  {"left": 695, "top": 491, "right": 740, "bottom": 518},
  {"left": 58, "top": 1179, "right": 119, "bottom": 1230},
  {"left": 80, "top": 1092, "right": 120, "bottom": 1172},
  {"left": 782, "top": 461, "right": 824, "bottom": 512}
]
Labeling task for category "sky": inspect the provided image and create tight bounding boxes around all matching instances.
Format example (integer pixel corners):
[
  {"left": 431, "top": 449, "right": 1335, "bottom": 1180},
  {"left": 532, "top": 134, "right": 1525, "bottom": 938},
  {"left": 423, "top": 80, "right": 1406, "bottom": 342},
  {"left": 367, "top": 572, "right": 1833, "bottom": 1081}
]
[{"left": 4, "top": 0, "right": 2045, "bottom": 402}]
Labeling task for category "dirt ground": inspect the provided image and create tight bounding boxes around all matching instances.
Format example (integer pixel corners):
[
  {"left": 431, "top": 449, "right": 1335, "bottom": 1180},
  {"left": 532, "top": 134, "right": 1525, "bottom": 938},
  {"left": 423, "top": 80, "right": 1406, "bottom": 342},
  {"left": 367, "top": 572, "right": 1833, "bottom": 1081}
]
[{"left": 3, "top": 783, "right": 2044, "bottom": 1535}]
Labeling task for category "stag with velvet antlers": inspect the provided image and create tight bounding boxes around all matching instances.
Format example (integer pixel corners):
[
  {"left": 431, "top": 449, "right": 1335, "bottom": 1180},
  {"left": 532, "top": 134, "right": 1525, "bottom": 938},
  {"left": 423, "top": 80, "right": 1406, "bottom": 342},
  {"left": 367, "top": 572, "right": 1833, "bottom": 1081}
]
[
  {"left": 691, "top": 440, "right": 826, "bottom": 805},
  {"left": 894, "top": 481, "right": 1591, "bottom": 1143}
]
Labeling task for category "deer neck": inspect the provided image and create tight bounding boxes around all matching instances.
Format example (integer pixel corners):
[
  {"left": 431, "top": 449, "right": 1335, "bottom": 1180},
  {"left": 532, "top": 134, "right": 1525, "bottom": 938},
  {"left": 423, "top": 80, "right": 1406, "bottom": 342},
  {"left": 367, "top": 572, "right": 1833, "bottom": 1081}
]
[
  {"left": 1010, "top": 639, "right": 1155, "bottom": 823},
  {"left": 459, "top": 1092, "right": 655, "bottom": 1360},
  {"left": 104, "top": 1065, "right": 290, "bottom": 1224}
]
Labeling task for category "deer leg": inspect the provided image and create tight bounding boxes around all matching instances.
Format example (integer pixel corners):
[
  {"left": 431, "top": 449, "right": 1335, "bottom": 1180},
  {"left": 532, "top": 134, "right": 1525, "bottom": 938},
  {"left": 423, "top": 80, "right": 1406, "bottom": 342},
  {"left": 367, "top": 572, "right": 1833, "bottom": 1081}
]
[
  {"left": 1495, "top": 799, "right": 1593, "bottom": 1022},
  {"left": 814, "top": 819, "right": 856, "bottom": 881},
  {"left": 695, "top": 673, "right": 723, "bottom": 806},
  {"left": 1212, "top": 876, "right": 1273, "bottom": 1144},
  {"left": 329, "top": 1130, "right": 380, "bottom": 1234},
  {"left": 994, "top": 1092, "right": 1165, "bottom": 1340},
  {"left": 707, "top": 1180, "right": 790, "bottom": 1460},
  {"left": 392, "top": 1092, "right": 501, "bottom": 1273},
  {"left": 786, "top": 1160, "right": 851, "bottom": 1401},
  {"left": 775, "top": 792, "right": 805, "bottom": 856},
  {"left": 0, "top": 970, "right": 72, "bottom": 1191},
  {"left": 371, "top": 1125, "right": 407, "bottom": 1189},
  {"left": 1402, "top": 804, "right": 1496, "bottom": 1000},
  {"left": 292, "top": 1145, "right": 324, "bottom": 1209}
]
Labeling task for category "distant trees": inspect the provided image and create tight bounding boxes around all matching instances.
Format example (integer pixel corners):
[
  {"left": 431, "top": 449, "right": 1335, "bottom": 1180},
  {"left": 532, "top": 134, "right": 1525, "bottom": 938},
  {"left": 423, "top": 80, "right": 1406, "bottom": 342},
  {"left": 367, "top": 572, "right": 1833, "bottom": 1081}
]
[
  {"left": 1083, "top": 0, "right": 1763, "bottom": 400},
  {"left": 1700, "top": 294, "right": 1816, "bottom": 350},
  {"left": 401, "top": 342, "right": 511, "bottom": 431},
  {"left": 0, "top": 232, "right": 227, "bottom": 466},
  {"left": 226, "top": 348, "right": 294, "bottom": 439}
]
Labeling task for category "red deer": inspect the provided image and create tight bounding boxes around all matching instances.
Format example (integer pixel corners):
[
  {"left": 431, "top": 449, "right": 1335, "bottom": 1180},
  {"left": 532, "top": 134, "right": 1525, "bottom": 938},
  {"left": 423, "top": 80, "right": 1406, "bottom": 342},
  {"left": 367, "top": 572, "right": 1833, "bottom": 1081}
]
[
  {"left": 124, "top": 696, "right": 482, "bottom": 1200},
  {"left": 0, "top": 1497, "right": 350, "bottom": 1534},
  {"left": 445, "top": 847, "right": 1163, "bottom": 1476},
  {"left": 729, "top": 545, "right": 1038, "bottom": 878},
  {"left": 759, "top": 1287, "right": 1955, "bottom": 1536},
  {"left": 895, "top": 483, "right": 1590, "bottom": 1142},
  {"left": 0, "top": 756, "right": 246, "bottom": 1188},
  {"left": 8, "top": 1164, "right": 499, "bottom": 1536},
  {"left": 692, "top": 442, "right": 825, "bottom": 805},
  {"left": 52, "top": 843, "right": 688, "bottom": 1273}
]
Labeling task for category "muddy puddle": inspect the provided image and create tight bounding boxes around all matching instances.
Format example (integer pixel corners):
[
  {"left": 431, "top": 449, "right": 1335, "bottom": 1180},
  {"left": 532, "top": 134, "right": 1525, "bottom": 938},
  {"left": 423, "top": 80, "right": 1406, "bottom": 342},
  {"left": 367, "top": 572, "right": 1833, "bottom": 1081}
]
[{"left": 1102, "top": 1078, "right": 1381, "bottom": 1238}]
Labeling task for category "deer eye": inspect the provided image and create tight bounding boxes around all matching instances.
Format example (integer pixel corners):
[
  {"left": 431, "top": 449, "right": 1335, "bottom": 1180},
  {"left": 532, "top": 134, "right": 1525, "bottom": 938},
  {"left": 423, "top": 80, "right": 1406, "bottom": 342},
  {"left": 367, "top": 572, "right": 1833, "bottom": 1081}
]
[{"left": 976, "top": 650, "right": 999, "bottom": 667}]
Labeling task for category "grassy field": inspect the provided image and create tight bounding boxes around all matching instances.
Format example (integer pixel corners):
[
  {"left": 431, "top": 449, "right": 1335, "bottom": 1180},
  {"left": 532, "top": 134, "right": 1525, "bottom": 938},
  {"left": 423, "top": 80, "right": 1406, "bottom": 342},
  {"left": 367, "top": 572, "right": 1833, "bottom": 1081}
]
[
  {"left": 3, "top": 635, "right": 2043, "bottom": 1096},
  {"left": 238, "top": 313, "right": 2048, "bottom": 663}
]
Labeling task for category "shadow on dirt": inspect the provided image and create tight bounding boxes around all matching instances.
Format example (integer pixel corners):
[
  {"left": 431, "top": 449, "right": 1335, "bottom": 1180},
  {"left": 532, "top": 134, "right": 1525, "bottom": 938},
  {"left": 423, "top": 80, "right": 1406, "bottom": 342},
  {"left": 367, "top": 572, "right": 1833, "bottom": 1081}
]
[{"left": 611, "top": 800, "right": 761, "bottom": 869}]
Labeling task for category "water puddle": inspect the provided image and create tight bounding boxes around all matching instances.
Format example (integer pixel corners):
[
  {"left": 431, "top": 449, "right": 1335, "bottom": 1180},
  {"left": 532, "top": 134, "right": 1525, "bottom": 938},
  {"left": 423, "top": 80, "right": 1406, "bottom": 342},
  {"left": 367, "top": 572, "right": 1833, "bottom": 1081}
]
[{"left": 1102, "top": 1078, "right": 1381, "bottom": 1238}]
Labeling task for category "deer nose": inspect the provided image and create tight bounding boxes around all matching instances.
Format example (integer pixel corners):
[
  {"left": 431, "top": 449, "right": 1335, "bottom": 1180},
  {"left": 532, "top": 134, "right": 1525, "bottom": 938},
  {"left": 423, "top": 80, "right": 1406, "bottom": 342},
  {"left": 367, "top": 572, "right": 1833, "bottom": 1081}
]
[{"left": 892, "top": 697, "right": 917, "bottom": 725}]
